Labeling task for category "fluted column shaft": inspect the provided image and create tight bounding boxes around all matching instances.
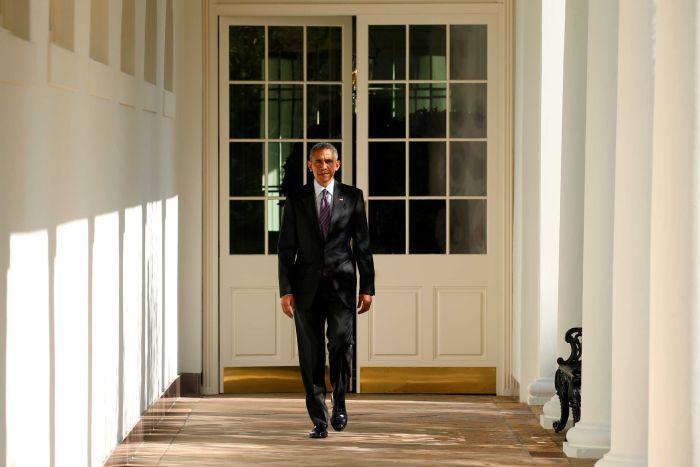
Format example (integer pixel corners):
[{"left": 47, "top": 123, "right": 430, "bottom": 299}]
[
  {"left": 541, "top": 0, "right": 588, "bottom": 429},
  {"left": 562, "top": 0, "right": 616, "bottom": 457},
  {"left": 647, "top": 0, "right": 700, "bottom": 464},
  {"left": 596, "top": 1, "right": 654, "bottom": 465}
]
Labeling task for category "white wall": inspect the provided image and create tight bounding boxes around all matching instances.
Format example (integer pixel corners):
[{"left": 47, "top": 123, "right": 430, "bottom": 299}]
[{"left": 0, "top": 0, "right": 202, "bottom": 465}]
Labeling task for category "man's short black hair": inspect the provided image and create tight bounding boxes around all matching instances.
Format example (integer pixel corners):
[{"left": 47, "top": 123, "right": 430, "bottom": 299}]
[{"left": 308, "top": 142, "right": 339, "bottom": 161}]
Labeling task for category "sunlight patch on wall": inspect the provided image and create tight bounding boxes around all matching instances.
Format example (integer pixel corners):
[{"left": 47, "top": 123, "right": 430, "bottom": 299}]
[
  {"left": 145, "top": 201, "right": 163, "bottom": 402},
  {"left": 122, "top": 205, "right": 143, "bottom": 431},
  {"left": 6, "top": 231, "right": 50, "bottom": 467},
  {"left": 164, "top": 196, "right": 178, "bottom": 386},
  {"left": 54, "top": 219, "right": 88, "bottom": 467},
  {"left": 91, "top": 212, "right": 120, "bottom": 466}
]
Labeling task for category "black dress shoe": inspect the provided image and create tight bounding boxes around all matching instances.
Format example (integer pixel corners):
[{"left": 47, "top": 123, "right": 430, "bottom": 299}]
[
  {"left": 331, "top": 408, "right": 348, "bottom": 431},
  {"left": 308, "top": 423, "right": 328, "bottom": 438}
]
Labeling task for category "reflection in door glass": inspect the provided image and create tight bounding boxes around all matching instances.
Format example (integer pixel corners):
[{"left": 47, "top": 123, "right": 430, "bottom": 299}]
[
  {"left": 409, "top": 200, "right": 446, "bottom": 254},
  {"left": 269, "top": 26, "right": 303, "bottom": 81},
  {"left": 268, "top": 142, "right": 303, "bottom": 196},
  {"left": 369, "top": 25, "right": 406, "bottom": 80},
  {"left": 230, "top": 84, "right": 264, "bottom": 138},
  {"left": 409, "top": 83, "right": 447, "bottom": 138},
  {"left": 450, "top": 142, "right": 486, "bottom": 196},
  {"left": 369, "top": 142, "right": 405, "bottom": 196},
  {"left": 450, "top": 200, "right": 486, "bottom": 254},
  {"left": 307, "top": 85, "right": 342, "bottom": 138},
  {"left": 369, "top": 201, "right": 406, "bottom": 254},
  {"left": 229, "top": 26, "right": 264, "bottom": 80},
  {"left": 267, "top": 199, "right": 285, "bottom": 254},
  {"left": 230, "top": 200, "right": 264, "bottom": 254},
  {"left": 307, "top": 27, "right": 342, "bottom": 81},
  {"left": 450, "top": 25, "right": 487, "bottom": 80},
  {"left": 409, "top": 25, "right": 446, "bottom": 80},
  {"left": 450, "top": 83, "right": 487, "bottom": 138},
  {"left": 268, "top": 84, "right": 303, "bottom": 139},
  {"left": 368, "top": 84, "right": 406, "bottom": 138},
  {"left": 230, "top": 142, "right": 264, "bottom": 196},
  {"left": 409, "top": 142, "right": 446, "bottom": 196}
]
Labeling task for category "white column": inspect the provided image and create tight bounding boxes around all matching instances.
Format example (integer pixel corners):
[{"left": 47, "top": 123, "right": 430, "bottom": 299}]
[
  {"left": 517, "top": 0, "right": 564, "bottom": 405},
  {"left": 525, "top": 0, "right": 565, "bottom": 405},
  {"left": 541, "top": 0, "right": 588, "bottom": 430},
  {"left": 517, "top": 0, "right": 543, "bottom": 403},
  {"left": 647, "top": 0, "right": 700, "bottom": 464},
  {"left": 562, "top": 0, "right": 617, "bottom": 458},
  {"left": 596, "top": 0, "right": 654, "bottom": 466}
]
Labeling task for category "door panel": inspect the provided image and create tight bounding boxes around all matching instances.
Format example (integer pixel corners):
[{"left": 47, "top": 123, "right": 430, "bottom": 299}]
[
  {"left": 219, "top": 17, "right": 353, "bottom": 392},
  {"left": 356, "top": 14, "right": 504, "bottom": 393}
]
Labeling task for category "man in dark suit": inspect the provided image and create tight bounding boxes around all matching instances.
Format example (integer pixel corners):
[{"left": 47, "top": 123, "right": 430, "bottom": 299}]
[{"left": 278, "top": 142, "right": 375, "bottom": 438}]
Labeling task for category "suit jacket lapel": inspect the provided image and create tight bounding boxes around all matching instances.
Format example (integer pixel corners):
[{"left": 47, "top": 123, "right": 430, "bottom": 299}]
[
  {"left": 328, "top": 181, "right": 344, "bottom": 237},
  {"left": 302, "top": 182, "right": 323, "bottom": 241}
]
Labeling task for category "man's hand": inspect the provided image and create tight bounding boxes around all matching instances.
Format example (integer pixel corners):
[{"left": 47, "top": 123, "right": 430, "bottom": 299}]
[
  {"left": 281, "top": 294, "right": 295, "bottom": 318},
  {"left": 357, "top": 294, "right": 372, "bottom": 314}
]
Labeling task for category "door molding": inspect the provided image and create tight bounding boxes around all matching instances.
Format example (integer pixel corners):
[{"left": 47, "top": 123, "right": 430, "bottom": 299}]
[{"left": 203, "top": 0, "right": 514, "bottom": 395}]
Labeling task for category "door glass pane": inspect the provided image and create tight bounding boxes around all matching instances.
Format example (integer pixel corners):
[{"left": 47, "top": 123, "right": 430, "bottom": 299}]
[
  {"left": 230, "top": 143, "right": 264, "bottom": 196},
  {"left": 409, "top": 142, "right": 446, "bottom": 196},
  {"left": 230, "top": 84, "right": 264, "bottom": 138},
  {"left": 267, "top": 199, "right": 284, "bottom": 254},
  {"left": 450, "top": 142, "right": 486, "bottom": 196},
  {"left": 268, "top": 84, "right": 303, "bottom": 139},
  {"left": 369, "top": 84, "right": 406, "bottom": 138},
  {"left": 450, "top": 200, "right": 486, "bottom": 253},
  {"left": 450, "top": 25, "right": 487, "bottom": 80},
  {"left": 307, "top": 84, "right": 342, "bottom": 139},
  {"left": 229, "top": 26, "right": 264, "bottom": 81},
  {"left": 409, "top": 200, "right": 446, "bottom": 254},
  {"left": 409, "top": 83, "right": 446, "bottom": 138},
  {"left": 450, "top": 83, "right": 486, "bottom": 138},
  {"left": 269, "top": 26, "right": 303, "bottom": 81},
  {"left": 409, "top": 25, "right": 446, "bottom": 80},
  {"left": 307, "top": 26, "right": 342, "bottom": 82},
  {"left": 268, "top": 142, "right": 303, "bottom": 196},
  {"left": 230, "top": 200, "right": 264, "bottom": 254},
  {"left": 369, "top": 25, "right": 406, "bottom": 80},
  {"left": 369, "top": 201, "right": 406, "bottom": 254},
  {"left": 369, "top": 142, "right": 405, "bottom": 196},
  {"left": 307, "top": 142, "right": 342, "bottom": 182}
]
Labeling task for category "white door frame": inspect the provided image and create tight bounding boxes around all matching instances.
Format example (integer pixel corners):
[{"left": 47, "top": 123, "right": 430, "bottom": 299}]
[{"left": 202, "top": 0, "right": 514, "bottom": 395}]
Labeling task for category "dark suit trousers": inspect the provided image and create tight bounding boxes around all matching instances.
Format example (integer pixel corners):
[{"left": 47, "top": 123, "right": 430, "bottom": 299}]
[{"left": 293, "top": 276, "right": 354, "bottom": 426}]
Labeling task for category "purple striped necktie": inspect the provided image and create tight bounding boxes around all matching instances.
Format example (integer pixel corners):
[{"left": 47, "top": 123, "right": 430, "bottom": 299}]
[{"left": 319, "top": 189, "right": 330, "bottom": 239}]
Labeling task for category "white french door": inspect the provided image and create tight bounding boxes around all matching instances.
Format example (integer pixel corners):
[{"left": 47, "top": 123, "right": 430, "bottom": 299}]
[
  {"left": 355, "top": 13, "right": 505, "bottom": 391},
  {"left": 217, "top": 9, "right": 507, "bottom": 394},
  {"left": 218, "top": 16, "right": 353, "bottom": 392}
]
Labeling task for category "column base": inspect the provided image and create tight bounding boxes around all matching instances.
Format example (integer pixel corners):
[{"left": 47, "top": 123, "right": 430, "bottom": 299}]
[
  {"left": 562, "top": 422, "right": 610, "bottom": 459},
  {"left": 540, "top": 394, "right": 572, "bottom": 429},
  {"left": 595, "top": 453, "right": 646, "bottom": 467},
  {"left": 527, "top": 376, "right": 555, "bottom": 405}
]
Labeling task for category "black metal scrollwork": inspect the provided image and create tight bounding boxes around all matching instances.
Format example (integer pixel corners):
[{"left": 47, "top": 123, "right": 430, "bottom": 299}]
[{"left": 553, "top": 327, "right": 582, "bottom": 434}]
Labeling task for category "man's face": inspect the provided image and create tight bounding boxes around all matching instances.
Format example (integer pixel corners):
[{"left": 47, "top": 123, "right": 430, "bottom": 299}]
[{"left": 307, "top": 148, "right": 340, "bottom": 187}]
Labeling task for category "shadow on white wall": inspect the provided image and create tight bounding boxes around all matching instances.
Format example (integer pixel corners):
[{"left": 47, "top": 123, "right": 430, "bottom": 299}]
[{"left": 4, "top": 196, "right": 179, "bottom": 466}]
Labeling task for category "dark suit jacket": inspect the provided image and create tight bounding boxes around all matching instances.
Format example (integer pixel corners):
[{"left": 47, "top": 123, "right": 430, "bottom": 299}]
[{"left": 278, "top": 181, "right": 375, "bottom": 312}]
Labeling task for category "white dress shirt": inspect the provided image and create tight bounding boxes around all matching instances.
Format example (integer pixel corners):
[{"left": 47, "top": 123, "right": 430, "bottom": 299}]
[{"left": 313, "top": 178, "right": 335, "bottom": 217}]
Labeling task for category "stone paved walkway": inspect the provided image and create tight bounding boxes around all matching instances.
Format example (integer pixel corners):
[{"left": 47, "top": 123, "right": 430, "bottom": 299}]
[{"left": 106, "top": 394, "right": 596, "bottom": 466}]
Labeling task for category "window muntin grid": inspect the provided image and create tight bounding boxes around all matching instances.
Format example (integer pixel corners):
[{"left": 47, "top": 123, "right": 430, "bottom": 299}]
[
  {"left": 367, "top": 24, "right": 487, "bottom": 255},
  {"left": 228, "top": 24, "right": 345, "bottom": 255}
]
